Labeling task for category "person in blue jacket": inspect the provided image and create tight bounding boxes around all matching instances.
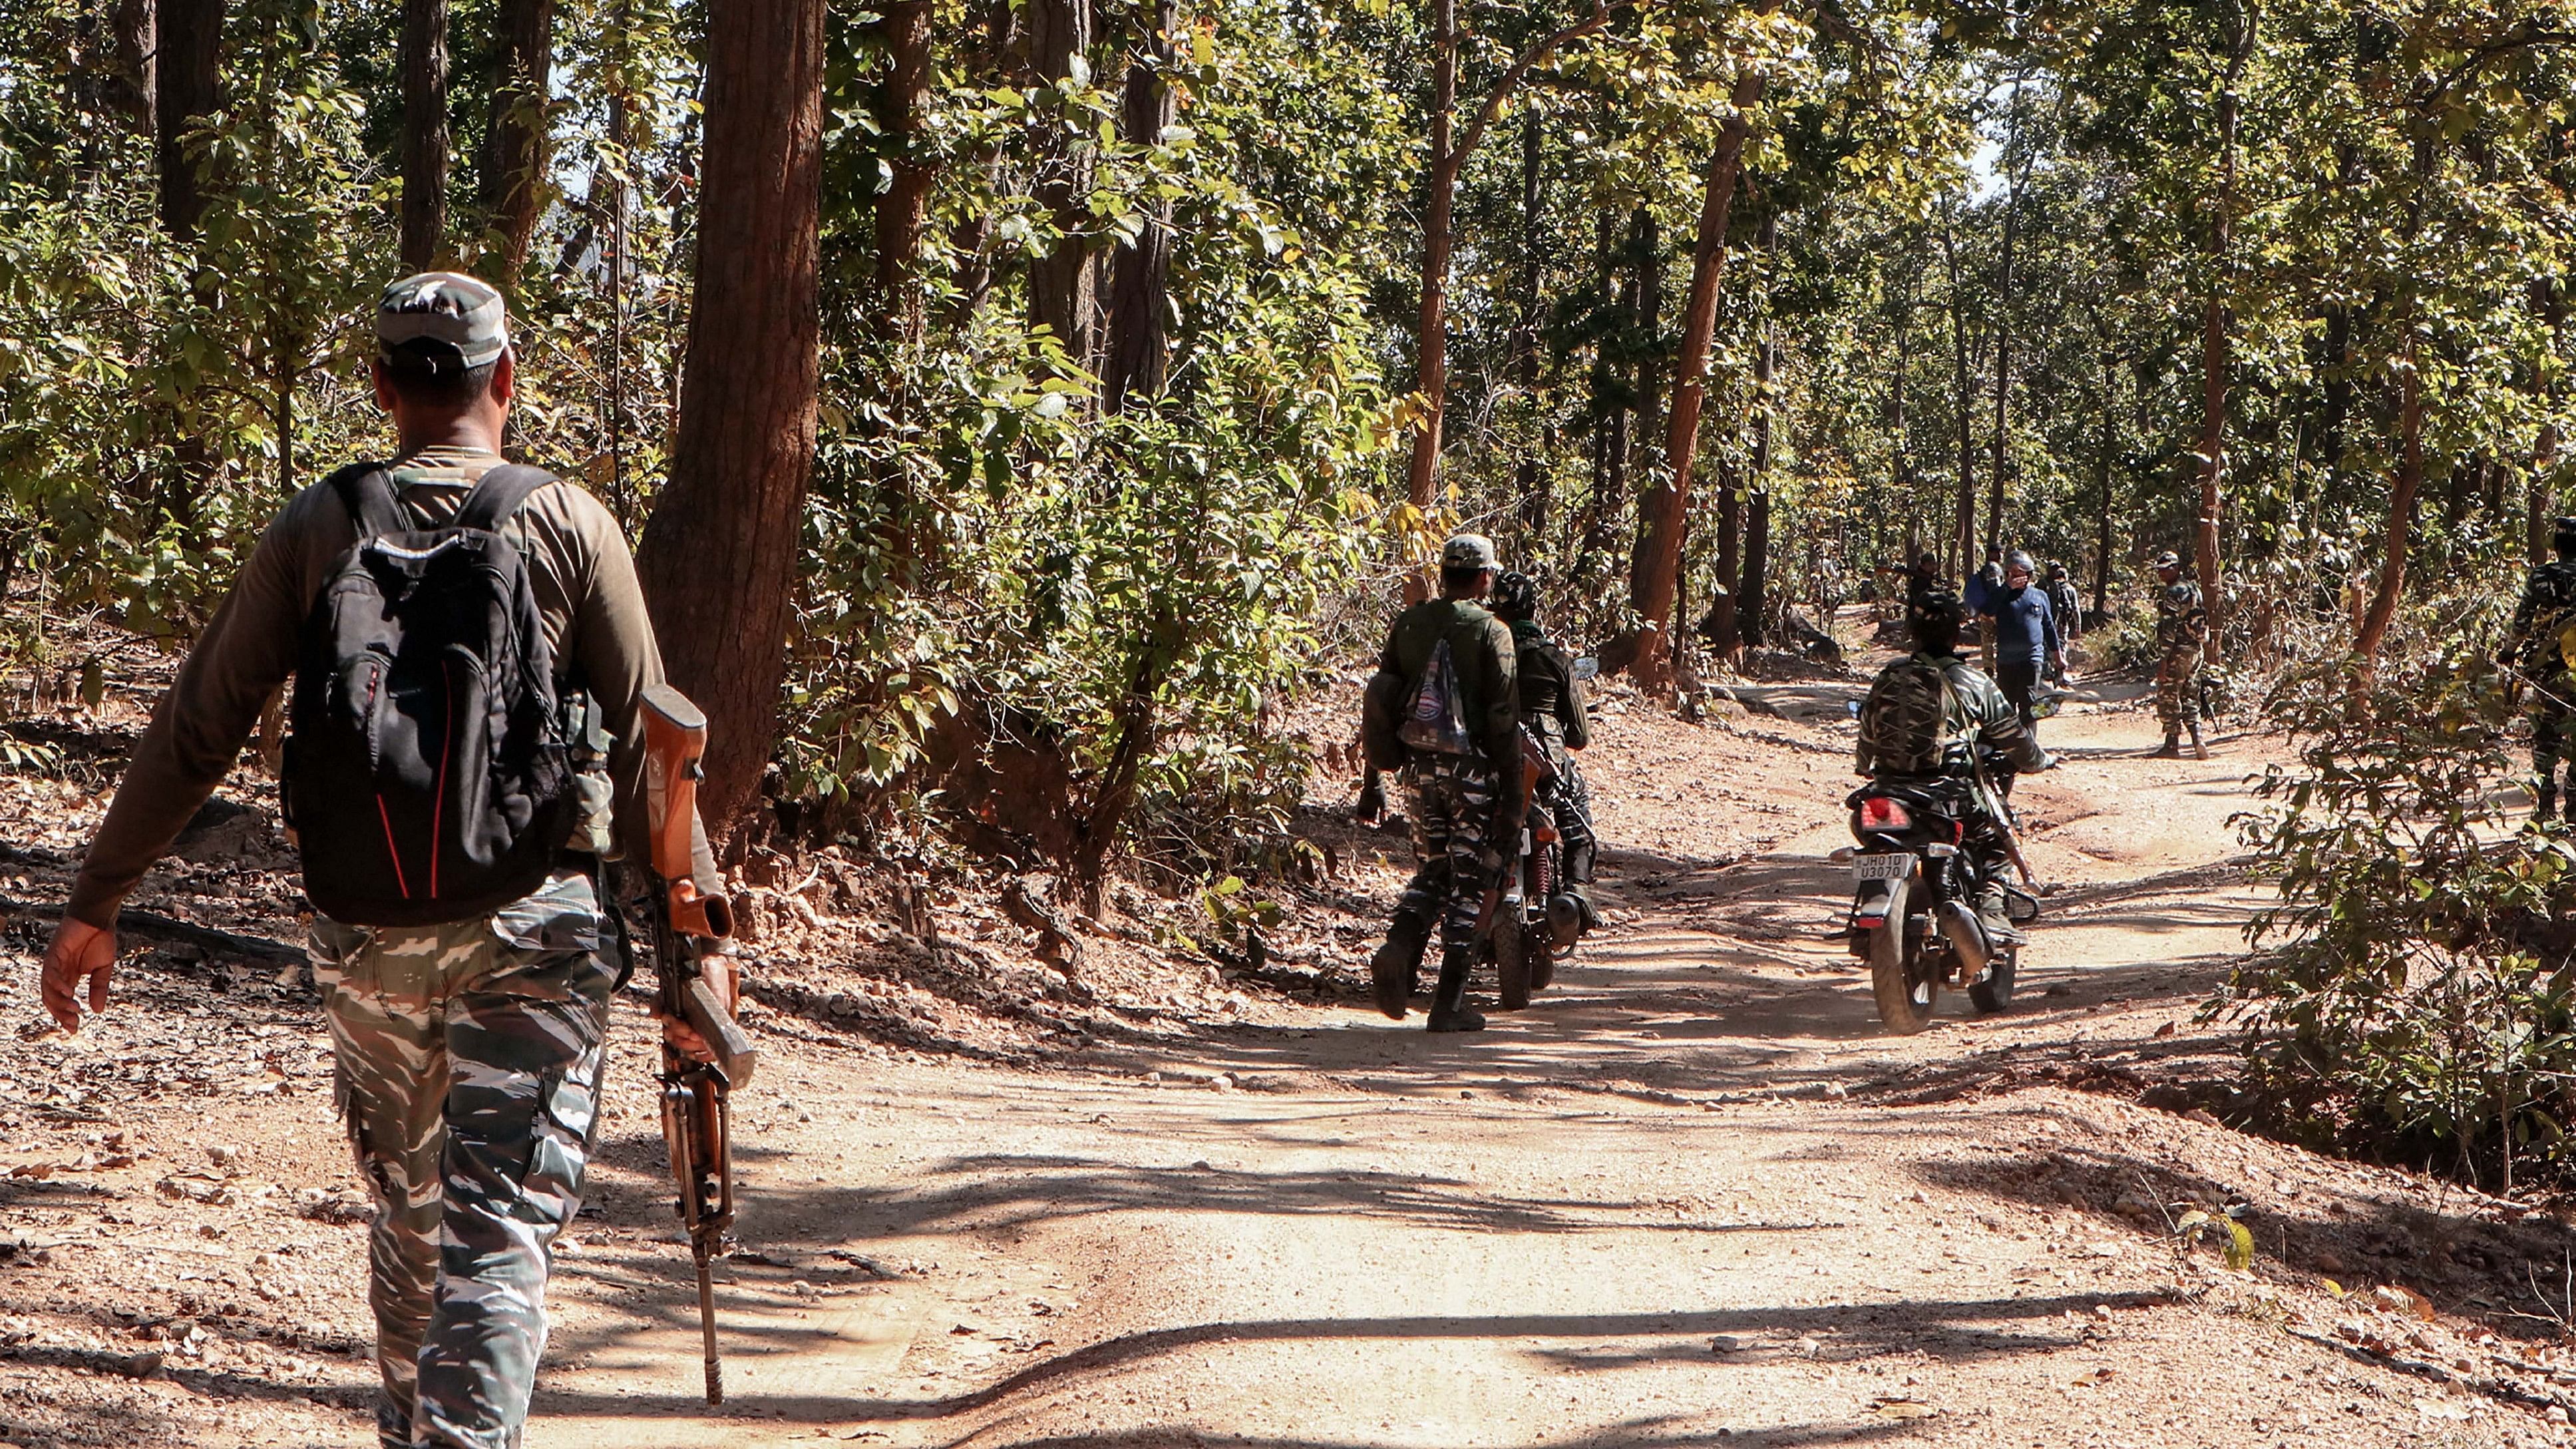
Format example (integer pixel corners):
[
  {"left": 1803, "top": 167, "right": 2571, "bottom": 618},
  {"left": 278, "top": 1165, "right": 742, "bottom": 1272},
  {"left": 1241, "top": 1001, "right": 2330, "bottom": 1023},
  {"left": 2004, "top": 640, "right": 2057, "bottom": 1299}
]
[{"left": 1968, "top": 549, "right": 2062, "bottom": 735}]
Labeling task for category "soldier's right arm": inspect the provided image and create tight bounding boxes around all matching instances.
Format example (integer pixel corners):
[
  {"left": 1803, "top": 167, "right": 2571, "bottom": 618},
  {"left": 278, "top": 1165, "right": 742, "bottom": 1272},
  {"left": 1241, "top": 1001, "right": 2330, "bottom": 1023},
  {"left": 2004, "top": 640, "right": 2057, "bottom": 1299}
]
[
  {"left": 1473, "top": 615, "right": 1520, "bottom": 777},
  {"left": 1964, "top": 669, "right": 2046, "bottom": 773},
  {"left": 67, "top": 493, "right": 322, "bottom": 929}
]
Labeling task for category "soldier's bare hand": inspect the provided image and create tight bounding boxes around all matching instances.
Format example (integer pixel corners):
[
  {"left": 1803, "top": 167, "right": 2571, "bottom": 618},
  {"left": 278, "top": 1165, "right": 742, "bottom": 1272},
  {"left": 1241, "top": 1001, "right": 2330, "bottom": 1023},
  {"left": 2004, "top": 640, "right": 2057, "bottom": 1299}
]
[
  {"left": 659, "top": 1010, "right": 716, "bottom": 1063},
  {"left": 40, "top": 918, "right": 116, "bottom": 1033}
]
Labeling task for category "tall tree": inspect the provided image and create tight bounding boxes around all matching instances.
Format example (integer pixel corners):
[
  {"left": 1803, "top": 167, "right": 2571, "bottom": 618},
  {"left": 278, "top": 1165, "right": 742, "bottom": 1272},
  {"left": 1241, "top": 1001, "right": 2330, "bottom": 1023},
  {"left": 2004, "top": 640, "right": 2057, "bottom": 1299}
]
[
  {"left": 399, "top": 0, "right": 451, "bottom": 268},
  {"left": 1626, "top": 5, "right": 1771, "bottom": 688},
  {"left": 155, "top": 0, "right": 222, "bottom": 238},
  {"left": 1405, "top": 0, "right": 1621, "bottom": 515},
  {"left": 636, "top": 0, "right": 827, "bottom": 840},
  {"left": 109, "top": 0, "right": 153, "bottom": 136},
  {"left": 2191, "top": 3, "right": 2255, "bottom": 664},
  {"left": 478, "top": 0, "right": 554, "bottom": 289},
  {"left": 1028, "top": 0, "right": 1096, "bottom": 365},
  {"left": 1986, "top": 83, "right": 2026, "bottom": 557},
  {"left": 872, "top": 0, "right": 937, "bottom": 339},
  {"left": 1103, "top": 0, "right": 1179, "bottom": 411}
]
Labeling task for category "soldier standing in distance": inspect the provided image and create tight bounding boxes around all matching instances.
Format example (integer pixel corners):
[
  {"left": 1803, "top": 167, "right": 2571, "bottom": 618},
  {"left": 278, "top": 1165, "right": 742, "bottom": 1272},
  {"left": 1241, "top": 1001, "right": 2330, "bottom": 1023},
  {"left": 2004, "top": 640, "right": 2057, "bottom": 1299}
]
[
  {"left": 2149, "top": 550, "right": 2209, "bottom": 759},
  {"left": 2043, "top": 561, "right": 2082, "bottom": 684},
  {"left": 38, "top": 274, "right": 723, "bottom": 1449},
  {"left": 2501, "top": 517, "right": 2576, "bottom": 821},
  {"left": 1363, "top": 534, "right": 1519, "bottom": 1032}
]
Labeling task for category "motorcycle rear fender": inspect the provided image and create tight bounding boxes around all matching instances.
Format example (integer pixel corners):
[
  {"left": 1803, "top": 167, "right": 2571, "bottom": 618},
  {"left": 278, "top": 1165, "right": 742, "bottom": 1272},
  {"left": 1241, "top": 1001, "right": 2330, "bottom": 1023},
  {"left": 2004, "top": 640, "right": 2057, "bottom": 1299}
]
[{"left": 1850, "top": 867, "right": 1911, "bottom": 930}]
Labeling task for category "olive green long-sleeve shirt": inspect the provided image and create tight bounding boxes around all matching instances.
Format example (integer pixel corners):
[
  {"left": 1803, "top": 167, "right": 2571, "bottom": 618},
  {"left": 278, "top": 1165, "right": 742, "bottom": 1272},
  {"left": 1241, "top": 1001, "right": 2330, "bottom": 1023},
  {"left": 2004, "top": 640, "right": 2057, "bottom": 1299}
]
[
  {"left": 69, "top": 447, "right": 717, "bottom": 929},
  {"left": 1376, "top": 597, "right": 1519, "bottom": 776}
]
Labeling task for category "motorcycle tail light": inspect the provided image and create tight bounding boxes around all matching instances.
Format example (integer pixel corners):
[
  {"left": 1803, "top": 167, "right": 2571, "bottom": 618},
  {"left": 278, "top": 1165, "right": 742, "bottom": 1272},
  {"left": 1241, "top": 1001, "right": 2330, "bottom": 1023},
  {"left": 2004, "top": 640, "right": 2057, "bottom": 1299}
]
[
  {"left": 1853, "top": 915, "right": 1886, "bottom": 931},
  {"left": 1858, "top": 797, "right": 1910, "bottom": 831}
]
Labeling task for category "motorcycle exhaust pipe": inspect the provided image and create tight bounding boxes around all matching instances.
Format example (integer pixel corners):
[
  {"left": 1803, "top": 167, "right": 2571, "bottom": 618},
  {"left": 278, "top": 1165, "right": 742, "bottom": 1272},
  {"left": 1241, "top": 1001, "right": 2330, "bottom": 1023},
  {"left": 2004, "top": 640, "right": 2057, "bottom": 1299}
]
[{"left": 1935, "top": 901, "right": 1991, "bottom": 975}]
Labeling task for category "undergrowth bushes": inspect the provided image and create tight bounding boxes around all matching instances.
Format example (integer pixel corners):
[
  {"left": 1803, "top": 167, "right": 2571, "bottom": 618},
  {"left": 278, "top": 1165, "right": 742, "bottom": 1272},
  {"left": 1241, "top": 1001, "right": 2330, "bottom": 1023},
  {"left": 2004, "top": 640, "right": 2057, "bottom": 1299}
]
[{"left": 2229, "top": 597, "right": 2576, "bottom": 1193}]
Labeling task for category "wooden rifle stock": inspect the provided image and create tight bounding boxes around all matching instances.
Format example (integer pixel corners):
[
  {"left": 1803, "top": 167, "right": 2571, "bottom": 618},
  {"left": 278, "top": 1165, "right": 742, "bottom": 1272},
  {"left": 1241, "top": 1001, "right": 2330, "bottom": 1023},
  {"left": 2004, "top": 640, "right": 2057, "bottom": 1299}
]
[{"left": 638, "top": 684, "right": 750, "bottom": 1406}]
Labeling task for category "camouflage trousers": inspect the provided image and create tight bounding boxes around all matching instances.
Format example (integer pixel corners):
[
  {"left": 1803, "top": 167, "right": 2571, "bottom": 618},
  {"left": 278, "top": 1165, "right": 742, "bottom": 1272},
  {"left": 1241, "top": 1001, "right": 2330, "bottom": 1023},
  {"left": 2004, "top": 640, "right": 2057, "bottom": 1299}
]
[
  {"left": 1397, "top": 755, "right": 1501, "bottom": 949},
  {"left": 2534, "top": 672, "right": 2576, "bottom": 791},
  {"left": 311, "top": 869, "right": 614, "bottom": 1449},
  {"left": 2153, "top": 646, "right": 2204, "bottom": 730}
]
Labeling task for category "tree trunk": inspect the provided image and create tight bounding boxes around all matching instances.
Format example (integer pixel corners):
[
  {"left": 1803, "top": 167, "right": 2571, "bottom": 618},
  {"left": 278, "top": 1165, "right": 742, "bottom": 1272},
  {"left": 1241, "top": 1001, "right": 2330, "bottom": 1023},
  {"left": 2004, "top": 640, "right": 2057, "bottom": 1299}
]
[
  {"left": 479, "top": 0, "right": 554, "bottom": 291},
  {"left": 2195, "top": 11, "right": 2253, "bottom": 665},
  {"left": 110, "top": 0, "right": 154, "bottom": 135},
  {"left": 1742, "top": 487, "right": 1771, "bottom": 649},
  {"left": 1626, "top": 15, "right": 1769, "bottom": 688},
  {"left": 2354, "top": 361, "right": 2424, "bottom": 669},
  {"left": 155, "top": 0, "right": 222, "bottom": 238},
  {"left": 635, "top": 0, "right": 827, "bottom": 843},
  {"left": 2094, "top": 351, "right": 2116, "bottom": 618},
  {"left": 2535, "top": 423, "right": 2561, "bottom": 566},
  {"left": 1634, "top": 206, "right": 1664, "bottom": 471},
  {"left": 1028, "top": 0, "right": 1097, "bottom": 367},
  {"left": 872, "top": 0, "right": 936, "bottom": 339},
  {"left": 1940, "top": 212, "right": 1975, "bottom": 574},
  {"left": 400, "top": 0, "right": 452, "bottom": 269},
  {"left": 1512, "top": 107, "right": 1547, "bottom": 540},
  {"left": 1103, "top": 0, "right": 1178, "bottom": 411},
  {"left": 1986, "top": 140, "right": 2019, "bottom": 558},
  {"left": 1404, "top": 0, "right": 1459, "bottom": 518},
  {"left": 1706, "top": 472, "right": 1741, "bottom": 654}
]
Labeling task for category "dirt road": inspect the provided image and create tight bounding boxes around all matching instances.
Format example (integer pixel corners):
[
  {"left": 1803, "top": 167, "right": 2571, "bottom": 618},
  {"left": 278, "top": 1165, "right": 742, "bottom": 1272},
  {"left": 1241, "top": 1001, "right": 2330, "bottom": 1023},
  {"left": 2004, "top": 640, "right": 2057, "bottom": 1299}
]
[{"left": 8, "top": 675, "right": 2573, "bottom": 1447}]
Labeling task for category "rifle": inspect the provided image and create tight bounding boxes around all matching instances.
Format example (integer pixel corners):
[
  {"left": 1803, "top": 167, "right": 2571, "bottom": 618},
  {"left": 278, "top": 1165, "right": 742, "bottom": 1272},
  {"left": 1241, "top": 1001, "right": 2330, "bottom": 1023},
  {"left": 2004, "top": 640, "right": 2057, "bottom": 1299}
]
[
  {"left": 1470, "top": 731, "right": 1549, "bottom": 942},
  {"left": 639, "top": 686, "right": 756, "bottom": 1406}
]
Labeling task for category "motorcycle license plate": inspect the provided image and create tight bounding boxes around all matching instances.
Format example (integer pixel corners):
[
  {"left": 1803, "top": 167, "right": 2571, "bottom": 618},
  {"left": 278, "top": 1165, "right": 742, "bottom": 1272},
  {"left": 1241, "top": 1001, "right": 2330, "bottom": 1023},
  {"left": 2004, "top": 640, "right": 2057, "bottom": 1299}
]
[{"left": 1852, "top": 853, "right": 1913, "bottom": 883}]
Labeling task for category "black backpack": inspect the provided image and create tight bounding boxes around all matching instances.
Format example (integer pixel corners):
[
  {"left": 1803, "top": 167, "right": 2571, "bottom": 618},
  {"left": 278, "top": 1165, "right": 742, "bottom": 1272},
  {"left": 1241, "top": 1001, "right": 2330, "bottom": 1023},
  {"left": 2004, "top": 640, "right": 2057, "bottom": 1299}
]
[{"left": 282, "top": 464, "right": 571, "bottom": 926}]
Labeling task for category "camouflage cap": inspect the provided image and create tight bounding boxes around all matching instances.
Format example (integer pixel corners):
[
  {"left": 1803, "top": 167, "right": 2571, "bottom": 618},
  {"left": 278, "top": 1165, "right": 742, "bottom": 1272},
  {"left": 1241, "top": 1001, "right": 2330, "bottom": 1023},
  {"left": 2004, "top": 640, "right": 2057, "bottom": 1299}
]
[
  {"left": 1441, "top": 533, "right": 1499, "bottom": 572},
  {"left": 377, "top": 272, "right": 508, "bottom": 371},
  {"left": 2149, "top": 550, "right": 2182, "bottom": 572}
]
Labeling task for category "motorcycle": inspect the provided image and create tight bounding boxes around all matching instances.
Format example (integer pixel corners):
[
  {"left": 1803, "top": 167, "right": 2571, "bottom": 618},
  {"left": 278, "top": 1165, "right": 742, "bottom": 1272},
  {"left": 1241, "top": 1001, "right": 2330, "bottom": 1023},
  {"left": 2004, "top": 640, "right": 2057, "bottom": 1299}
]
[
  {"left": 1483, "top": 658, "right": 1600, "bottom": 1010},
  {"left": 1843, "top": 759, "right": 2040, "bottom": 1034}
]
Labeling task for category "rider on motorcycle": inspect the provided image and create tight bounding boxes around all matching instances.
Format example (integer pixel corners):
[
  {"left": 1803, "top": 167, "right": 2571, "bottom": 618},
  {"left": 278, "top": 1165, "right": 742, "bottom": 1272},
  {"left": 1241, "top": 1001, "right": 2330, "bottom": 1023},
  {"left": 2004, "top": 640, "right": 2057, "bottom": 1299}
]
[
  {"left": 1490, "top": 570, "right": 1601, "bottom": 931},
  {"left": 1854, "top": 588, "right": 2051, "bottom": 944}
]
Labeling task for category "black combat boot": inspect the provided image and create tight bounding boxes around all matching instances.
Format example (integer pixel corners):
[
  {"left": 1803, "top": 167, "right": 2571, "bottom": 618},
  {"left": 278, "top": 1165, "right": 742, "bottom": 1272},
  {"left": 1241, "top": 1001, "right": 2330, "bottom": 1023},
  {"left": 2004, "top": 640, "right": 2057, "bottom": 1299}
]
[
  {"left": 1370, "top": 905, "right": 1433, "bottom": 1021},
  {"left": 2539, "top": 778, "right": 2559, "bottom": 825},
  {"left": 2151, "top": 729, "right": 2181, "bottom": 759},
  {"left": 1425, "top": 945, "right": 1487, "bottom": 1033},
  {"left": 2187, "top": 719, "right": 2209, "bottom": 761},
  {"left": 1976, "top": 885, "right": 2024, "bottom": 949}
]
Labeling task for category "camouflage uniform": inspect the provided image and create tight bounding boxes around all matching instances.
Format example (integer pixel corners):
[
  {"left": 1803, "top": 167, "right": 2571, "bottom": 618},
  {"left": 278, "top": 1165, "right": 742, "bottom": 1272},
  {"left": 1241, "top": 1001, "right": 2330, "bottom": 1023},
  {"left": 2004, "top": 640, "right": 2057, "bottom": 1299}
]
[
  {"left": 1855, "top": 650, "right": 2046, "bottom": 932},
  {"left": 2153, "top": 580, "right": 2209, "bottom": 733},
  {"left": 1395, "top": 756, "right": 1502, "bottom": 949},
  {"left": 311, "top": 868, "right": 614, "bottom": 1449},
  {"left": 2506, "top": 558, "right": 2576, "bottom": 806}
]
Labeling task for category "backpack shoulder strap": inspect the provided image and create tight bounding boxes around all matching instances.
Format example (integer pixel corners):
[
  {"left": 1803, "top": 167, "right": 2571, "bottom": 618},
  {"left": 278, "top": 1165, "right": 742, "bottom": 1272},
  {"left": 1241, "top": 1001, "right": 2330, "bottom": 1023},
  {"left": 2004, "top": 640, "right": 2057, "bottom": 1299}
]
[
  {"left": 454, "top": 464, "right": 558, "bottom": 534},
  {"left": 329, "top": 465, "right": 407, "bottom": 540}
]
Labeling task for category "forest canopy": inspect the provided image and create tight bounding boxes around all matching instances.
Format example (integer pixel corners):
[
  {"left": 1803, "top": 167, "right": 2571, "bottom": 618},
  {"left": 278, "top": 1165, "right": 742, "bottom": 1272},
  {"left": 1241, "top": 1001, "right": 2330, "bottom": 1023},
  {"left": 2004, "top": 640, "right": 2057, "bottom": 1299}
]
[{"left": 5, "top": 0, "right": 2575, "bottom": 891}]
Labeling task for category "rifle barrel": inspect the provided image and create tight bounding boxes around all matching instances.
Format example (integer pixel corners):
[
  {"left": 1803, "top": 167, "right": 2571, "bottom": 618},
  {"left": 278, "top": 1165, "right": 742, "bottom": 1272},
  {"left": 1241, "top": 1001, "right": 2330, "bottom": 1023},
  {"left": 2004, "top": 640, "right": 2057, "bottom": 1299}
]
[{"left": 698, "top": 1250, "right": 723, "bottom": 1404}]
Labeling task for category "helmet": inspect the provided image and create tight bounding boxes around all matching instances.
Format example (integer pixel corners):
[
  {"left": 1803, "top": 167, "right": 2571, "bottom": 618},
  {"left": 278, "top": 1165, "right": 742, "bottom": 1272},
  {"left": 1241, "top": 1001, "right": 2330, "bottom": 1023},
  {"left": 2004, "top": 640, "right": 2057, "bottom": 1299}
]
[
  {"left": 2046, "top": 562, "right": 2069, "bottom": 580},
  {"left": 2150, "top": 550, "right": 2183, "bottom": 572},
  {"left": 1907, "top": 586, "right": 1964, "bottom": 644},
  {"left": 1491, "top": 569, "right": 1537, "bottom": 621}
]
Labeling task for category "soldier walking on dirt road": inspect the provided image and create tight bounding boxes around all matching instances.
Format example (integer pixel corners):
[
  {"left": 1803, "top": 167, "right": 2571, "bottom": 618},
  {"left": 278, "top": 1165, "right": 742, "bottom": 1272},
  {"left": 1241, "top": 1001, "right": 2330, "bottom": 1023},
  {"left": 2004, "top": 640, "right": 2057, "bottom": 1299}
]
[
  {"left": 38, "top": 272, "right": 724, "bottom": 1449},
  {"left": 1360, "top": 534, "right": 1519, "bottom": 1033},
  {"left": 2149, "top": 550, "right": 2209, "bottom": 760},
  {"left": 2502, "top": 517, "right": 2576, "bottom": 821}
]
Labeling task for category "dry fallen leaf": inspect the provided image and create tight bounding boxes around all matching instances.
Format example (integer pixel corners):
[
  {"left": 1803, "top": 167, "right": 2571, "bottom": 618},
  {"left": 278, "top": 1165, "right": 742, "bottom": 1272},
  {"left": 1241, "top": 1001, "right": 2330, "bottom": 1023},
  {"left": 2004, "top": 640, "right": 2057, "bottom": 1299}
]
[{"left": 1871, "top": 1396, "right": 1937, "bottom": 1420}]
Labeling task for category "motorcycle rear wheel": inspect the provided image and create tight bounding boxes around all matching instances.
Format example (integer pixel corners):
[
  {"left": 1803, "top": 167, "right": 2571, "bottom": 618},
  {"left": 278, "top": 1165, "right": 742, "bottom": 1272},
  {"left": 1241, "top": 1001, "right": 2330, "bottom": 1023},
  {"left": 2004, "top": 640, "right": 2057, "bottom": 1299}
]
[
  {"left": 1495, "top": 920, "right": 1534, "bottom": 1010},
  {"left": 1869, "top": 881, "right": 1937, "bottom": 1034},
  {"left": 1968, "top": 943, "right": 2018, "bottom": 1014}
]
